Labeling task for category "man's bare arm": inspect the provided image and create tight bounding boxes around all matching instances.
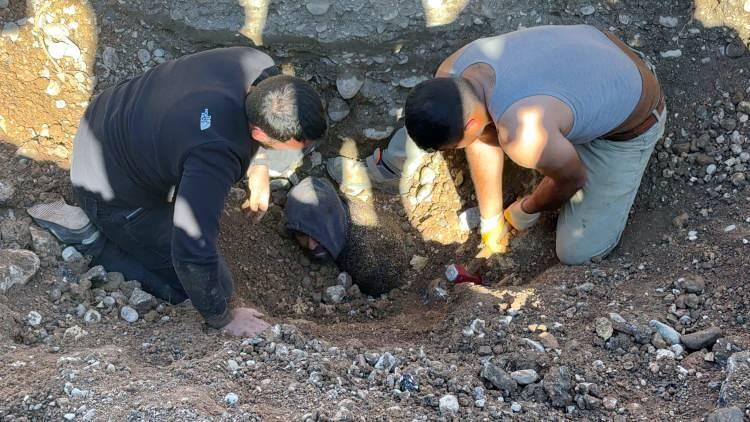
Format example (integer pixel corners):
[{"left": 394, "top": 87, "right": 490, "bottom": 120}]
[{"left": 466, "top": 127, "right": 505, "bottom": 219}]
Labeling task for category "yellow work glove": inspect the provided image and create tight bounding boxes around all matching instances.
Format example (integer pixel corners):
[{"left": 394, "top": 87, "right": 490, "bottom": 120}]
[
  {"left": 504, "top": 197, "right": 540, "bottom": 231},
  {"left": 476, "top": 214, "right": 510, "bottom": 258}
]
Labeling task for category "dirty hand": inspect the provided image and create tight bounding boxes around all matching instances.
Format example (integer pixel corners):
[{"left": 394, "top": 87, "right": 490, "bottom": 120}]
[
  {"left": 242, "top": 165, "right": 270, "bottom": 223},
  {"left": 476, "top": 214, "right": 510, "bottom": 258},
  {"left": 222, "top": 307, "right": 269, "bottom": 337},
  {"left": 504, "top": 197, "right": 540, "bottom": 231}
]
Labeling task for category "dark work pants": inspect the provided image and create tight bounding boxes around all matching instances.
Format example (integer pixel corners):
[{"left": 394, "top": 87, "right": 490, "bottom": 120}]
[{"left": 75, "top": 188, "right": 189, "bottom": 304}]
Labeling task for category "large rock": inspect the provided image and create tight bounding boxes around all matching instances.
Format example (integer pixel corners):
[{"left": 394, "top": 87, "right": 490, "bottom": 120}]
[
  {"left": 719, "top": 351, "right": 750, "bottom": 407},
  {"left": 682, "top": 327, "right": 722, "bottom": 350},
  {"left": 128, "top": 288, "right": 158, "bottom": 314},
  {"left": 0, "top": 249, "right": 40, "bottom": 292},
  {"left": 480, "top": 362, "right": 517, "bottom": 396},
  {"left": 706, "top": 407, "right": 744, "bottom": 422},
  {"left": 543, "top": 366, "right": 573, "bottom": 408},
  {"left": 29, "top": 226, "right": 61, "bottom": 258}
]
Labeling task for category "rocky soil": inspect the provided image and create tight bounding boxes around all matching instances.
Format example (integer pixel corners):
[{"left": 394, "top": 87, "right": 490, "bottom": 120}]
[{"left": 1, "top": 0, "right": 750, "bottom": 420}]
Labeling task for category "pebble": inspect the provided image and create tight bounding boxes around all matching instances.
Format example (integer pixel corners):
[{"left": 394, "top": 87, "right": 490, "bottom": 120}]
[
  {"left": 62, "top": 246, "right": 83, "bottom": 262},
  {"left": 227, "top": 359, "right": 240, "bottom": 372},
  {"left": 336, "top": 69, "right": 364, "bottom": 99},
  {"left": 539, "top": 332, "right": 560, "bottom": 349},
  {"left": 224, "top": 392, "right": 239, "bottom": 407},
  {"left": 46, "top": 80, "right": 61, "bottom": 96},
  {"left": 102, "top": 46, "right": 118, "bottom": 69},
  {"left": 334, "top": 271, "right": 352, "bottom": 289},
  {"left": 480, "top": 362, "right": 517, "bottom": 394},
  {"left": 595, "top": 317, "right": 613, "bottom": 340},
  {"left": 363, "top": 126, "right": 394, "bottom": 141},
  {"left": 438, "top": 394, "right": 459, "bottom": 414},
  {"left": 458, "top": 207, "right": 480, "bottom": 231},
  {"left": 603, "top": 397, "right": 618, "bottom": 410},
  {"left": 522, "top": 338, "right": 545, "bottom": 353},
  {"left": 399, "top": 75, "right": 428, "bottom": 88},
  {"left": 660, "top": 49, "right": 682, "bottom": 59},
  {"left": 511, "top": 402, "right": 522, "bottom": 413},
  {"left": 55, "top": 100, "right": 66, "bottom": 109},
  {"left": 137, "top": 48, "right": 151, "bottom": 64},
  {"left": 306, "top": 0, "right": 331, "bottom": 15},
  {"left": 25, "top": 311, "right": 42, "bottom": 327},
  {"left": 649, "top": 320, "right": 681, "bottom": 345},
  {"left": 120, "top": 306, "right": 139, "bottom": 323},
  {"left": 725, "top": 42, "right": 745, "bottom": 58},
  {"left": 659, "top": 16, "right": 678, "bottom": 28},
  {"left": 375, "top": 352, "right": 396, "bottom": 372},
  {"left": 323, "top": 285, "right": 346, "bottom": 304},
  {"left": 656, "top": 349, "right": 676, "bottom": 360},
  {"left": 0, "top": 180, "right": 15, "bottom": 205},
  {"left": 682, "top": 327, "right": 722, "bottom": 350},
  {"left": 410, "top": 255, "right": 428, "bottom": 271},
  {"left": 83, "top": 309, "right": 101, "bottom": 324},
  {"left": 327, "top": 97, "right": 350, "bottom": 122},
  {"left": 580, "top": 5, "right": 595, "bottom": 15},
  {"left": 511, "top": 369, "right": 539, "bottom": 385},
  {"left": 676, "top": 275, "right": 705, "bottom": 293},
  {"left": 63, "top": 413, "right": 75, "bottom": 421},
  {"left": 1, "top": 22, "right": 19, "bottom": 42},
  {"left": 129, "top": 288, "right": 157, "bottom": 313}
]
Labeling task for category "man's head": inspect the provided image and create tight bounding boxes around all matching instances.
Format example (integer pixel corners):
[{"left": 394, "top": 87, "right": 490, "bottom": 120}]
[
  {"left": 246, "top": 75, "right": 327, "bottom": 150},
  {"left": 404, "top": 77, "right": 489, "bottom": 151}
]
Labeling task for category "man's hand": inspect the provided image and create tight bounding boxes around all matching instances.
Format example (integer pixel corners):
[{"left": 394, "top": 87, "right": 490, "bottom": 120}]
[
  {"left": 242, "top": 165, "right": 270, "bottom": 223},
  {"left": 476, "top": 214, "right": 510, "bottom": 258},
  {"left": 504, "top": 197, "right": 541, "bottom": 231},
  {"left": 222, "top": 307, "right": 269, "bottom": 337}
]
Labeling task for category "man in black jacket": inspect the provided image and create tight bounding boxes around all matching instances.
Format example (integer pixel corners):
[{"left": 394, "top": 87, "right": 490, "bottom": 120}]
[{"left": 70, "top": 47, "right": 326, "bottom": 337}]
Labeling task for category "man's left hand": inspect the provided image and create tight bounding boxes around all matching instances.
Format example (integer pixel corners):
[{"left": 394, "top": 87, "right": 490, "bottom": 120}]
[{"left": 242, "top": 165, "right": 270, "bottom": 223}]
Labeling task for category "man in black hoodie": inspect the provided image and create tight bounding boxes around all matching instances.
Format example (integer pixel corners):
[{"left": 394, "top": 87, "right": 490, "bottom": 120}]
[{"left": 70, "top": 47, "right": 327, "bottom": 336}]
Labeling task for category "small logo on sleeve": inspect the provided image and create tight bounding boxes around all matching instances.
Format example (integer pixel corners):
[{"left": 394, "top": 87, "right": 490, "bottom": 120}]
[{"left": 200, "top": 108, "right": 212, "bottom": 131}]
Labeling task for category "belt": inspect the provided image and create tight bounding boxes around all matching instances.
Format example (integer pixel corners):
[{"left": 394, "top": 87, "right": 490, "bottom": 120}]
[
  {"left": 602, "top": 31, "right": 665, "bottom": 142},
  {"left": 605, "top": 95, "right": 665, "bottom": 141}
]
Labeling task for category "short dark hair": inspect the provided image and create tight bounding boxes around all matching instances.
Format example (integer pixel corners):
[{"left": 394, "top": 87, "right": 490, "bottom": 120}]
[
  {"left": 404, "top": 77, "right": 473, "bottom": 151},
  {"left": 245, "top": 75, "right": 327, "bottom": 142}
]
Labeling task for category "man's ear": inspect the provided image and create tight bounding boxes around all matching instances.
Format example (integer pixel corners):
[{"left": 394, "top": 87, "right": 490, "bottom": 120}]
[{"left": 251, "top": 126, "right": 269, "bottom": 143}]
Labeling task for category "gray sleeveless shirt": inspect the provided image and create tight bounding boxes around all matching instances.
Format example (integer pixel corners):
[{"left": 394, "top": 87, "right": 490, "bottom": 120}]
[{"left": 447, "top": 25, "right": 642, "bottom": 144}]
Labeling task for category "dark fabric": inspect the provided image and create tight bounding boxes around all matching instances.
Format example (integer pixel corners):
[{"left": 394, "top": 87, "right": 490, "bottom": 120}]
[
  {"left": 69, "top": 47, "right": 274, "bottom": 327},
  {"left": 284, "top": 177, "right": 348, "bottom": 260},
  {"left": 70, "top": 46, "right": 274, "bottom": 208}
]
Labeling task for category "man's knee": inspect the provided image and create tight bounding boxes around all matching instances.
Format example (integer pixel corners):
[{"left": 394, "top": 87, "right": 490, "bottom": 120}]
[{"left": 555, "top": 232, "right": 617, "bottom": 266}]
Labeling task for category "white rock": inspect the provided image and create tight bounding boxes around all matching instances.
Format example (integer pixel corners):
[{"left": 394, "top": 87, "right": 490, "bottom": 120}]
[
  {"left": 656, "top": 349, "right": 676, "bottom": 360},
  {"left": 439, "top": 394, "right": 459, "bottom": 414},
  {"left": 25, "top": 311, "right": 42, "bottom": 327},
  {"left": 62, "top": 246, "right": 84, "bottom": 262},
  {"left": 724, "top": 224, "right": 737, "bottom": 232},
  {"left": 511, "top": 402, "right": 522, "bottom": 412},
  {"left": 659, "top": 16, "right": 679, "bottom": 28},
  {"left": 410, "top": 255, "right": 428, "bottom": 271},
  {"left": 83, "top": 309, "right": 101, "bottom": 324},
  {"left": 46, "top": 80, "right": 61, "bottom": 96},
  {"left": 660, "top": 49, "right": 683, "bottom": 59},
  {"left": 55, "top": 100, "right": 66, "bottom": 109},
  {"left": 706, "top": 164, "right": 717, "bottom": 175},
  {"left": 323, "top": 285, "right": 346, "bottom": 304},
  {"left": 511, "top": 369, "right": 539, "bottom": 385},
  {"left": 224, "top": 392, "right": 239, "bottom": 406},
  {"left": 363, "top": 126, "right": 394, "bottom": 141},
  {"left": 227, "top": 359, "right": 240, "bottom": 371},
  {"left": 580, "top": 5, "right": 595, "bottom": 15},
  {"left": 745, "top": 0, "right": 750, "bottom": 13},
  {"left": 120, "top": 306, "right": 139, "bottom": 323},
  {"left": 153, "top": 48, "right": 165, "bottom": 57}
]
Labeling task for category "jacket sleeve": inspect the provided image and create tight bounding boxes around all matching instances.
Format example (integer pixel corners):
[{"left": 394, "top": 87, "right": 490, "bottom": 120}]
[{"left": 171, "top": 143, "right": 241, "bottom": 328}]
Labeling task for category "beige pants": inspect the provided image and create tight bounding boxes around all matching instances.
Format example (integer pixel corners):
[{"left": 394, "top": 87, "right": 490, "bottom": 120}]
[{"left": 555, "top": 108, "right": 667, "bottom": 264}]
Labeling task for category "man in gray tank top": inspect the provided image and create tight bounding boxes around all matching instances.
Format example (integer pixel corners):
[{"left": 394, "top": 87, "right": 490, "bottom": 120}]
[{"left": 328, "top": 25, "right": 666, "bottom": 265}]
